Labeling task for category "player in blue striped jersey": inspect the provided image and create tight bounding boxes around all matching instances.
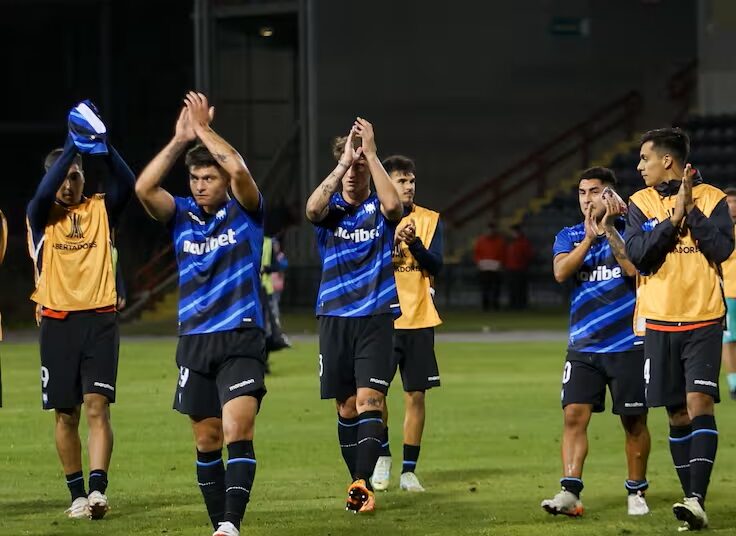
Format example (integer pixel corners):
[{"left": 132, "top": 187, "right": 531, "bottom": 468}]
[
  {"left": 541, "top": 167, "right": 651, "bottom": 519},
  {"left": 135, "top": 92, "right": 264, "bottom": 536},
  {"left": 306, "top": 118, "right": 403, "bottom": 513}
]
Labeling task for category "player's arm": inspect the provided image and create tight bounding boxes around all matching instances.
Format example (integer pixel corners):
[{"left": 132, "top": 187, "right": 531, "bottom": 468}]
[
  {"left": 306, "top": 129, "right": 358, "bottom": 223},
  {"left": 553, "top": 205, "right": 596, "bottom": 282},
  {"left": 601, "top": 195, "right": 636, "bottom": 277},
  {"left": 135, "top": 108, "right": 195, "bottom": 223},
  {"left": 624, "top": 200, "right": 678, "bottom": 274},
  {"left": 402, "top": 218, "right": 444, "bottom": 276},
  {"left": 101, "top": 145, "right": 136, "bottom": 228},
  {"left": 185, "top": 92, "right": 260, "bottom": 212},
  {"left": 354, "top": 118, "right": 403, "bottom": 222},
  {"left": 27, "top": 136, "right": 79, "bottom": 232},
  {"left": 687, "top": 198, "right": 735, "bottom": 264},
  {"left": 0, "top": 209, "right": 7, "bottom": 265}
]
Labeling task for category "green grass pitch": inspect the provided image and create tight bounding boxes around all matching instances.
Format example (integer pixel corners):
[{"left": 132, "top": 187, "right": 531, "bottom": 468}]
[{"left": 1, "top": 337, "right": 735, "bottom": 535}]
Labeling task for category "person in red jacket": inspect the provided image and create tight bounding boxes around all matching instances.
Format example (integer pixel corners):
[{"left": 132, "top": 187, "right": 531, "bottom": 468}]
[
  {"left": 473, "top": 222, "right": 506, "bottom": 310},
  {"left": 505, "top": 225, "right": 534, "bottom": 310}
]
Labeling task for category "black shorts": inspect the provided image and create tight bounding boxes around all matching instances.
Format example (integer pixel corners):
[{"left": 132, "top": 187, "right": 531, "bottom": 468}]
[
  {"left": 561, "top": 349, "right": 647, "bottom": 415},
  {"left": 644, "top": 323, "right": 722, "bottom": 407},
  {"left": 318, "top": 314, "right": 394, "bottom": 401},
  {"left": 39, "top": 311, "right": 119, "bottom": 409},
  {"left": 174, "top": 328, "right": 267, "bottom": 417},
  {"left": 392, "top": 328, "right": 440, "bottom": 392}
]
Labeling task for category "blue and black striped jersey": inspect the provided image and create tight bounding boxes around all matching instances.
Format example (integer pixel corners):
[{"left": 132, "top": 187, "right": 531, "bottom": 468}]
[
  {"left": 171, "top": 195, "right": 264, "bottom": 335},
  {"left": 313, "top": 192, "right": 400, "bottom": 317},
  {"left": 553, "top": 222, "right": 641, "bottom": 353}
]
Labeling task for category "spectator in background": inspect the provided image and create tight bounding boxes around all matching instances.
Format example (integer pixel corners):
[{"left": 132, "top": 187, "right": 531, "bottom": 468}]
[
  {"left": 473, "top": 222, "right": 506, "bottom": 310},
  {"left": 505, "top": 224, "right": 534, "bottom": 310}
]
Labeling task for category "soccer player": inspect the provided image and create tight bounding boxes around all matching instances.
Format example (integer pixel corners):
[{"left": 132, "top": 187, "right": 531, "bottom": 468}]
[
  {"left": 26, "top": 104, "right": 134, "bottom": 519},
  {"left": 720, "top": 187, "right": 736, "bottom": 400},
  {"left": 370, "top": 155, "right": 443, "bottom": 493},
  {"left": 305, "top": 118, "right": 403, "bottom": 513},
  {"left": 542, "top": 167, "right": 651, "bottom": 518},
  {"left": 135, "top": 92, "right": 265, "bottom": 536},
  {"left": 625, "top": 128, "right": 734, "bottom": 531}
]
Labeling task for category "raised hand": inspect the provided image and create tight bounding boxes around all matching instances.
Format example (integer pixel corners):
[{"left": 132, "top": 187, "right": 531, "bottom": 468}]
[
  {"left": 584, "top": 204, "right": 599, "bottom": 241},
  {"left": 183, "top": 91, "right": 215, "bottom": 133},
  {"left": 672, "top": 163, "right": 693, "bottom": 225},
  {"left": 341, "top": 127, "right": 364, "bottom": 165},
  {"left": 680, "top": 163, "right": 694, "bottom": 211},
  {"left": 353, "top": 117, "right": 377, "bottom": 156},
  {"left": 397, "top": 219, "right": 417, "bottom": 244},
  {"left": 174, "top": 107, "right": 197, "bottom": 143}
]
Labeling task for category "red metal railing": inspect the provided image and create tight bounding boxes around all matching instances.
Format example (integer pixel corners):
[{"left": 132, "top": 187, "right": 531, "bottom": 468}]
[{"left": 442, "top": 90, "right": 643, "bottom": 229}]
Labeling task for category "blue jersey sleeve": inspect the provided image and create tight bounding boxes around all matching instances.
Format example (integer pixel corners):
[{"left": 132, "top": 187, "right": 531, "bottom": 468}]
[{"left": 553, "top": 228, "right": 574, "bottom": 257}]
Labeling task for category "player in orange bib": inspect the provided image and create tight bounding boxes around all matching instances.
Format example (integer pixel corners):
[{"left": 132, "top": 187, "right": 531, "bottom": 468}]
[
  {"left": 26, "top": 103, "right": 134, "bottom": 520},
  {"left": 370, "top": 155, "right": 443, "bottom": 493}
]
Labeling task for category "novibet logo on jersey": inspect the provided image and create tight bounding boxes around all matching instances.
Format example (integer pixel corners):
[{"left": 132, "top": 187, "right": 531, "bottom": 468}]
[
  {"left": 576, "top": 265, "right": 622, "bottom": 282},
  {"left": 183, "top": 229, "right": 237, "bottom": 255},
  {"left": 334, "top": 226, "right": 379, "bottom": 242}
]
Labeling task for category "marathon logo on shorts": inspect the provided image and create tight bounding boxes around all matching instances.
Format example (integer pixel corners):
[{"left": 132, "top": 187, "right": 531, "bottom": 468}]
[
  {"left": 229, "top": 378, "right": 255, "bottom": 391},
  {"left": 694, "top": 379, "right": 718, "bottom": 388},
  {"left": 94, "top": 381, "right": 115, "bottom": 392},
  {"left": 428, "top": 375, "right": 440, "bottom": 381},
  {"left": 183, "top": 229, "right": 237, "bottom": 255},
  {"left": 369, "top": 377, "right": 389, "bottom": 387},
  {"left": 624, "top": 402, "right": 644, "bottom": 408},
  {"left": 577, "top": 265, "right": 622, "bottom": 282},
  {"left": 334, "top": 226, "right": 379, "bottom": 243}
]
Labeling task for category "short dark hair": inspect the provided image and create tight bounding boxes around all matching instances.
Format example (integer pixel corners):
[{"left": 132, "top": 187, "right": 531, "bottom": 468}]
[
  {"left": 724, "top": 186, "right": 736, "bottom": 197},
  {"left": 382, "top": 155, "right": 416, "bottom": 175},
  {"left": 44, "top": 148, "right": 83, "bottom": 172},
  {"left": 331, "top": 136, "right": 347, "bottom": 161},
  {"left": 640, "top": 127, "right": 690, "bottom": 164},
  {"left": 185, "top": 144, "right": 221, "bottom": 169},
  {"left": 579, "top": 166, "right": 617, "bottom": 187}
]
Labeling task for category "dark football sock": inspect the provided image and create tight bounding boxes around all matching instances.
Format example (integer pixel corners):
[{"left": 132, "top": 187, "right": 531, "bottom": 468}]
[
  {"left": 196, "top": 448, "right": 225, "bottom": 529},
  {"left": 224, "top": 441, "right": 256, "bottom": 530},
  {"left": 689, "top": 415, "right": 718, "bottom": 506},
  {"left": 378, "top": 426, "right": 391, "bottom": 457},
  {"left": 560, "top": 477, "right": 583, "bottom": 498},
  {"left": 402, "top": 444, "right": 421, "bottom": 474},
  {"left": 353, "top": 410, "right": 384, "bottom": 489},
  {"left": 669, "top": 424, "right": 693, "bottom": 497},
  {"left": 624, "top": 479, "right": 649, "bottom": 495},
  {"left": 88, "top": 469, "right": 108, "bottom": 495},
  {"left": 338, "top": 414, "right": 359, "bottom": 477},
  {"left": 66, "top": 471, "right": 87, "bottom": 501}
]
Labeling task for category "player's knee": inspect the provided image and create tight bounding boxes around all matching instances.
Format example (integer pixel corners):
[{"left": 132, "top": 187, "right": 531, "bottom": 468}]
[
  {"left": 55, "top": 408, "right": 81, "bottom": 428},
  {"left": 666, "top": 404, "right": 690, "bottom": 425},
  {"left": 84, "top": 397, "right": 111, "bottom": 423},
  {"left": 193, "top": 422, "right": 224, "bottom": 451},
  {"left": 222, "top": 417, "right": 254, "bottom": 443},
  {"left": 686, "top": 392, "right": 715, "bottom": 418},
  {"left": 405, "top": 391, "right": 426, "bottom": 409},
  {"left": 337, "top": 396, "right": 358, "bottom": 418},
  {"left": 563, "top": 404, "right": 590, "bottom": 428},
  {"left": 621, "top": 414, "right": 648, "bottom": 436},
  {"left": 355, "top": 392, "right": 384, "bottom": 413}
]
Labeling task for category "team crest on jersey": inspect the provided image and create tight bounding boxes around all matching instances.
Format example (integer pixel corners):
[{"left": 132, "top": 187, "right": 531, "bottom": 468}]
[
  {"left": 364, "top": 202, "right": 377, "bottom": 214},
  {"left": 66, "top": 213, "right": 84, "bottom": 239},
  {"left": 216, "top": 207, "right": 227, "bottom": 221}
]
